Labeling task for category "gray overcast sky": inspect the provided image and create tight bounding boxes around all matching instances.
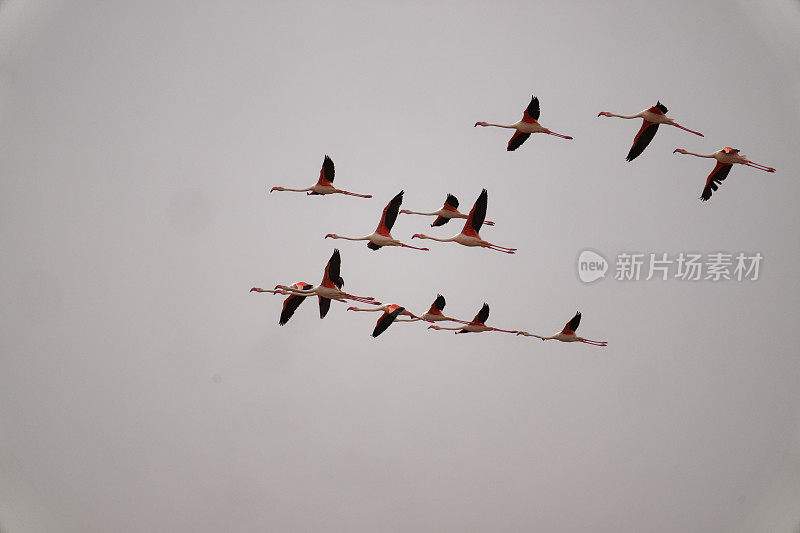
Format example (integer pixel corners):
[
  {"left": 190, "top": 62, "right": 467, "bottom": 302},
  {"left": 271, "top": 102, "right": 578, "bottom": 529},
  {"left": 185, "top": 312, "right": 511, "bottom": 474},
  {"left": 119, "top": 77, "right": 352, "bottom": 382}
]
[{"left": 2, "top": 1, "right": 799, "bottom": 531}]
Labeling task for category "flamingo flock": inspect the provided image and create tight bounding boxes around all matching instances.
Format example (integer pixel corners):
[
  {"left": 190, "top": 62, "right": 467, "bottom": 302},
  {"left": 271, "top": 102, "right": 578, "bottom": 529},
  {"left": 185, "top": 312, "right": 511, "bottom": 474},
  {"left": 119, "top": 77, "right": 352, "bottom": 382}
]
[{"left": 253, "top": 93, "right": 777, "bottom": 346}]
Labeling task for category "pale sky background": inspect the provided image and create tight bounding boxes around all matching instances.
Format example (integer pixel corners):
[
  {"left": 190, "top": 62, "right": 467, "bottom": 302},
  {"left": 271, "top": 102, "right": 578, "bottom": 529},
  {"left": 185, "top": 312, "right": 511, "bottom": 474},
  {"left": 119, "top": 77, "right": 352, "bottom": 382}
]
[{"left": 2, "top": 1, "right": 800, "bottom": 531}]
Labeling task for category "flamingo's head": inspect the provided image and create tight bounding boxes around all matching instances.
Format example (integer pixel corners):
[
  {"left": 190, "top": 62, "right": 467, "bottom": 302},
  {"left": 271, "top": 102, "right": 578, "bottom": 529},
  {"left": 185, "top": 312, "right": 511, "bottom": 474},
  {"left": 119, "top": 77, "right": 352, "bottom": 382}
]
[
  {"left": 273, "top": 284, "right": 284, "bottom": 290},
  {"left": 346, "top": 306, "right": 357, "bottom": 311},
  {"left": 270, "top": 186, "right": 282, "bottom": 192},
  {"left": 411, "top": 234, "right": 425, "bottom": 239},
  {"left": 597, "top": 112, "right": 610, "bottom": 117},
  {"left": 673, "top": 148, "right": 687, "bottom": 154},
  {"left": 325, "top": 233, "right": 336, "bottom": 239},
  {"left": 474, "top": 121, "right": 487, "bottom": 127},
  {"left": 399, "top": 209, "right": 410, "bottom": 214},
  {"left": 250, "top": 287, "right": 261, "bottom": 292},
  {"left": 427, "top": 325, "right": 437, "bottom": 329}
]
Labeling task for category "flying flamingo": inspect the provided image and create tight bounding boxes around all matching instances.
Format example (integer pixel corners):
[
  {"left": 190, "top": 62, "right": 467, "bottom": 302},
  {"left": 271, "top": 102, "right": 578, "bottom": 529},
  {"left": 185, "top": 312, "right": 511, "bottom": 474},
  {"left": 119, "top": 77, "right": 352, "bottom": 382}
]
[
  {"left": 673, "top": 147, "right": 776, "bottom": 201},
  {"left": 325, "top": 191, "right": 429, "bottom": 251},
  {"left": 400, "top": 193, "right": 495, "bottom": 227},
  {"left": 393, "top": 294, "right": 471, "bottom": 324},
  {"left": 250, "top": 282, "right": 313, "bottom": 325},
  {"left": 517, "top": 311, "right": 607, "bottom": 346},
  {"left": 597, "top": 101, "right": 703, "bottom": 161},
  {"left": 253, "top": 272, "right": 347, "bottom": 319},
  {"left": 428, "top": 303, "right": 519, "bottom": 334},
  {"left": 411, "top": 189, "right": 516, "bottom": 254},
  {"left": 474, "top": 96, "right": 573, "bottom": 151},
  {"left": 273, "top": 249, "right": 381, "bottom": 318},
  {"left": 347, "top": 304, "right": 421, "bottom": 337},
  {"left": 270, "top": 155, "right": 372, "bottom": 197}
]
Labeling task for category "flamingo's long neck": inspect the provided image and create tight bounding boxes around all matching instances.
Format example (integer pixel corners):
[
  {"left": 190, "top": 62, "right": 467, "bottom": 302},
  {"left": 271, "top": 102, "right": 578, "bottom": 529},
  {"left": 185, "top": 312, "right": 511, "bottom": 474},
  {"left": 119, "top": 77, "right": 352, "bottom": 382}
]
[
  {"left": 349, "top": 306, "right": 382, "bottom": 312},
  {"left": 402, "top": 210, "right": 439, "bottom": 216},
  {"left": 604, "top": 113, "right": 641, "bottom": 119},
  {"left": 682, "top": 151, "right": 715, "bottom": 158},
  {"left": 524, "top": 333, "right": 552, "bottom": 340},
  {"left": 275, "top": 187, "right": 312, "bottom": 192},
  {"left": 329, "top": 235, "right": 372, "bottom": 241},
  {"left": 416, "top": 235, "right": 455, "bottom": 243},
  {"left": 276, "top": 285, "right": 317, "bottom": 296},
  {"left": 482, "top": 123, "right": 516, "bottom": 129},
  {"left": 431, "top": 325, "right": 465, "bottom": 331}
]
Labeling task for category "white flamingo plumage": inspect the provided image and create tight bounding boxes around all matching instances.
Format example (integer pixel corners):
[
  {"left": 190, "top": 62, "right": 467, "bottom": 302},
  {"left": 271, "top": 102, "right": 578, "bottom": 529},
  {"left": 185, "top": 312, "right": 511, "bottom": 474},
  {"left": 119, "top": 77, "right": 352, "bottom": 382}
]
[
  {"left": 597, "top": 101, "right": 703, "bottom": 161},
  {"left": 250, "top": 282, "right": 314, "bottom": 325},
  {"left": 393, "top": 294, "right": 471, "bottom": 324},
  {"left": 347, "top": 304, "right": 421, "bottom": 337},
  {"left": 428, "top": 303, "right": 519, "bottom": 334},
  {"left": 475, "top": 96, "right": 573, "bottom": 151},
  {"left": 326, "top": 191, "right": 429, "bottom": 251},
  {"left": 672, "top": 146, "right": 776, "bottom": 201},
  {"left": 400, "top": 193, "right": 495, "bottom": 227},
  {"left": 411, "top": 189, "right": 515, "bottom": 253},
  {"left": 270, "top": 155, "right": 372, "bottom": 197},
  {"left": 273, "top": 249, "right": 381, "bottom": 317},
  {"left": 517, "top": 311, "right": 607, "bottom": 346}
]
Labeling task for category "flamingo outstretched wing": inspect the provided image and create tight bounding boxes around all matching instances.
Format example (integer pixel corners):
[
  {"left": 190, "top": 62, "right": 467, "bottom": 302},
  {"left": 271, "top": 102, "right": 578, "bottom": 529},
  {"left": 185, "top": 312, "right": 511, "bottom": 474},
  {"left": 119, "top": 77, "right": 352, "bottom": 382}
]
[
  {"left": 462, "top": 189, "right": 488, "bottom": 236},
  {"left": 507, "top": 131, "right": 531, "bottom": 151},
  {"left": 626, "top": 121, "right": 659, "bottom": 161},
  {"left": 372, "top": 306, "right": 405, "bottom": 337},
  {"left": 316, "top": 155, "right": 335, "bottom": 186},
  {"left": 376, "top": 191, "right": 404, "bottom": 235},
  {"left": 701, "top": 163, "right": 733, "bottom": 202},
  {"left": 561, "top": 311, "right": 581, "bottom": 334},
  {"left": 279, "top": 282, "right": 313, "bottom": 325},
  {"left": 472, "top": 303, "right": 490, "bottom": 325},
  {"left": 522, "top": 96, "right": 541, "bottom": 122}
]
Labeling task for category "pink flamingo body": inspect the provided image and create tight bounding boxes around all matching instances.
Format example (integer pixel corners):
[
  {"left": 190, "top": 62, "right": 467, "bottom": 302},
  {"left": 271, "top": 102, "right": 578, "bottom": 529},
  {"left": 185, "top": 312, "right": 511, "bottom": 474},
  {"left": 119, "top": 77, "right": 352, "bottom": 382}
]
[
  {"left": 475, "top": 96, "right": 573, "bottom": 151},
  {"left": 326, "top": 191, "right": 429, "bottom": 251},
  {"left": 428, "top": 303, "right": 519, "bottom": 334},
  {"left": 597, "top": 101, "right": 703, "bottom": 161},
  {"left": 400, "top": 193, "right": 494, "bottom": 227},
  {"left": 393, "top": 294, "right": 471, "bottom": 324},
  {"left": 273, "top": 249, "right": 381, "bottom": 317},
  {"left": 270, "top": 155, "right": 372, "bottom": 197},
  {"left": 412, "top": 189, "right": 515, "bottom": 253},
  {"left": 517, "top": 311, "right": 607, "bottom": 346},
  {"left": 250, "top": 282, "right": 314, "bottom": 325},
  {"left": 673, "top": 146, "right": 776, "bottom": 201},
  {"left": 348, "top": 304, "right": 421, "bottom": 337}
]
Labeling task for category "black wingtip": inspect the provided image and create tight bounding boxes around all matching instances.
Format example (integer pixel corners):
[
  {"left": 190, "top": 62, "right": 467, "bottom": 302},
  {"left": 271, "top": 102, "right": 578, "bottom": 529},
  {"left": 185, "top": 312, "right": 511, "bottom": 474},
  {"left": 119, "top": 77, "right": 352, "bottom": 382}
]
[{"left": 655, "top": 101, "right": 668, "bottom": 114}]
